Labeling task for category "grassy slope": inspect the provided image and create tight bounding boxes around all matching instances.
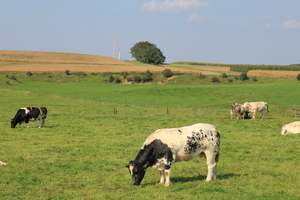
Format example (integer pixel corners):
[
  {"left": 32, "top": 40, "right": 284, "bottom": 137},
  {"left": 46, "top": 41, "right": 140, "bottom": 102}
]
[
  {"left": 0, "top": 51, "right": 299, "bottom": 199},
  {"left": 0, "top": 74, "right": 300, "bottom": 199}
]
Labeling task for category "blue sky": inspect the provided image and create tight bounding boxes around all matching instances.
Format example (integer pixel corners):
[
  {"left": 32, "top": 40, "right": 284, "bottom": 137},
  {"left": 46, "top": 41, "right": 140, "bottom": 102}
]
[{"left": 1, "top": 0, "right": 300, "bottom": 65}]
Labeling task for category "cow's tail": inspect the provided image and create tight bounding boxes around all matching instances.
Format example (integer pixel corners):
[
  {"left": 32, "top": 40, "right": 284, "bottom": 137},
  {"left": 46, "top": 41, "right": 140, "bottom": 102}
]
[{"left": 215, "top": 131, "right": 220, "bottom": 164}]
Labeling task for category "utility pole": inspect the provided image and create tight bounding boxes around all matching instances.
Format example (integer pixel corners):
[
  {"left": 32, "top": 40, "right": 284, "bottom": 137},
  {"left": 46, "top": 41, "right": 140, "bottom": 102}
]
[{"left": 112, "top": 38, "right": 116, "bottom": 58}]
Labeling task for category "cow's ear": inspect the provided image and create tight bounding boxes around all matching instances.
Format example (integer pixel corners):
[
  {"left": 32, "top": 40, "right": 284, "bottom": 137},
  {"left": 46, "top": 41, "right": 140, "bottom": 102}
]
[{"left": 126, "top": 165, "right": 129, "bottom": 168}]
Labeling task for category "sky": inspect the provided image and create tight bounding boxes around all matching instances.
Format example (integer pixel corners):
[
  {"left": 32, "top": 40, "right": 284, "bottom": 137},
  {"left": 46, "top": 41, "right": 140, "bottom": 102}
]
[{"left": 1, "top": 0, "right": 300, "bottom": 65}]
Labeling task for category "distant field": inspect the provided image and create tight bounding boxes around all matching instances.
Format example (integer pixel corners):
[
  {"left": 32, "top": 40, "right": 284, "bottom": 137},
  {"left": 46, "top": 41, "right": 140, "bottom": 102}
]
[
  {"left": 1, "top": 50, "right": 299, "bottom": 78},
  {"left": 248, "top": 70, "right": 300, "bottom": 79},
  {"left": 0, "top": 50, "right": 205, "bottom": 74}
]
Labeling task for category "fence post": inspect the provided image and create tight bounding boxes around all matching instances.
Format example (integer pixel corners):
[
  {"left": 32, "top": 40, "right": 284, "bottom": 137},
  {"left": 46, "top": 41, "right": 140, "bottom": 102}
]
[{"left": 167, "top": 103, "right": 169, "bottom": 115}]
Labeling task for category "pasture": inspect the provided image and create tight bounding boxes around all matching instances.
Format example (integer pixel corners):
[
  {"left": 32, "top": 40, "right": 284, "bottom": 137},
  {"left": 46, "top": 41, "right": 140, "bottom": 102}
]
[{"left": 0, "top": 73, "right": 300, "bottom": 199}]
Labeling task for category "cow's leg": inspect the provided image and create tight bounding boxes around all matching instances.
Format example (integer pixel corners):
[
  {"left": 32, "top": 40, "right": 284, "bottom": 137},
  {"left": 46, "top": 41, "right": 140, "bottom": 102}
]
[
  {"left": 25, "top": 118, "right": 30, "bottom": 128},
  {"left": 39, "top": 118, "right": 45, "bottom": 128},
  {"left": 159, "top": 170, "right": 165, "bottom": 184},
  {"left": 252, "top": 111, "right": 256, "bottom": 120},
  {"left": 259, "top": 111, "right": 263, "bottom": 119},
  {"left": 164, "top": 169, "right": 171, "bottom": 187},
  {"left": 205, "top": 152, "right": 217, "bottom": 182}
]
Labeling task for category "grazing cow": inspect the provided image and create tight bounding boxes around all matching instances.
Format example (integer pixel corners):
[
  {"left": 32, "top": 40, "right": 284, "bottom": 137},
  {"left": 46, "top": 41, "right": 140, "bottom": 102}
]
[
  {"left": 230, "top": 103, "right": 249, "bottom": 119},
  {"left": 126, "top": 123, "right": 220, "bottom": 187},
  {"left": 243, "top": 102, "right": 269, "bottom": 120},
  {"left": 0, "top": 161, "right": 7, "bottom": 166},
  {"left": 11, "top": 107, "right": 47, "bottom": 128},
  {"left": 281, "top": 121, "right": 300, "bottom": 135}
]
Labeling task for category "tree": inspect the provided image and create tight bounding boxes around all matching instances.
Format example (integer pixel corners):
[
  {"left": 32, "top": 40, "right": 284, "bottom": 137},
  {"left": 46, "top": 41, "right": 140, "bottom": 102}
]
[{"left": 130, "top": 41, "right": 166, "bottom": 65}]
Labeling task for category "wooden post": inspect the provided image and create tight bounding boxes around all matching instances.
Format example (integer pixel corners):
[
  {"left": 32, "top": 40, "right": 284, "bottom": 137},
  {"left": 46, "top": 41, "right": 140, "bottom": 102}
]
[{"left": 167, "top": 103, "right": 169, "bottom": 115}]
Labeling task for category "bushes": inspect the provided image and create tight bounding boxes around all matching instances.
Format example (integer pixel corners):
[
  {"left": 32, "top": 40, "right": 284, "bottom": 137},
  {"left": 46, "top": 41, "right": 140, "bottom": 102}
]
[
  {"left": 107, "top": 70, "right": 154, "bottom": 84},
  {"left": 26, "top": 71, "right": 33, "bottom": 77},
  {"left": 162, "top": 68, "right": 173, "bottom": 78},
  {"left": 211, "top": 77, "right": 220, "bottom": 83},
  {"left": 239, "top": 73, "right": 249, "bottom": 81},
  {"left": 198, "top": 73, "right": 205, "bottom": 79},
  {"left": 65, "top": 70, "right": 71, "bottom": 75}
]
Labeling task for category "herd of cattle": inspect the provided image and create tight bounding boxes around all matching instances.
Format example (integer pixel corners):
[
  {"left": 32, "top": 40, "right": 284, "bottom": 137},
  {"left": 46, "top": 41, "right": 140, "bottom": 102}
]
[
  {"left": 230, "top": 101, "right": 269, "bottom": 120},
  {"left": 2, "top": 104, "right": 300, "bottom": 187}
]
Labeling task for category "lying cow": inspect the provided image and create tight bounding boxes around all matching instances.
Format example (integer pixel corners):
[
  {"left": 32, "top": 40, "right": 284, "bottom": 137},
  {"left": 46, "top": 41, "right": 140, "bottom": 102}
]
[
  {"left": 243, "top": 102, "right": 269, "bottom": 120},
  {"left": 126, "top": 123, "right": 220, "bottom": 187},
  {"left": 281, "top": 121, "right": 300, "bottom": 135},
  {"left": 230, "top": 103, "right": 249, "bottom": 119},
  {"left": 11, "top": 107, "right": 47, "bottom": 128}
]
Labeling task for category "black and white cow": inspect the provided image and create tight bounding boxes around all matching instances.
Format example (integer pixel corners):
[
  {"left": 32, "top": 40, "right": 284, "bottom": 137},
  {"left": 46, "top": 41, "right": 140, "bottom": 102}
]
[
  {"left": 230, "top": 103, "right": 249, "bottom": 119},
  {"left": 11, "top": 107, "right": 47, "bottom": 128},
  {"left": 126, "top": 123, "right": 220, "bottom": 187}
]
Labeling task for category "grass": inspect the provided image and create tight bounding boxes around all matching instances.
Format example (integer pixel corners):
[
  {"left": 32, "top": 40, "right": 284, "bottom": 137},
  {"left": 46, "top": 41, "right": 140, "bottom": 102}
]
[{"left": 0, "top": 73, "right": 300, "bottom": 199}]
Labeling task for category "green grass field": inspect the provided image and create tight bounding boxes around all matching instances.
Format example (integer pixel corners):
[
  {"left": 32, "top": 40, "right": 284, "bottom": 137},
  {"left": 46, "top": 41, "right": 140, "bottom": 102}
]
[{"left": 0, "top": 73, "right": 299, "bottom": 199}]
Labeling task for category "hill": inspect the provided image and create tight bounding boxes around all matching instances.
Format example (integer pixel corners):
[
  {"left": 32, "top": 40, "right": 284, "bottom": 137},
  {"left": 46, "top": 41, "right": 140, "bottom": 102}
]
[{"left": 0, "top": 50, "right": 210, "bottom": 74}]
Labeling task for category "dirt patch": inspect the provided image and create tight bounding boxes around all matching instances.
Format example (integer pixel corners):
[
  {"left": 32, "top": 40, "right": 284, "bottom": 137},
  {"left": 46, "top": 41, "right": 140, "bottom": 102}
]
[{"left": 286, "top": 108, "right": 300, "bottom": 114}]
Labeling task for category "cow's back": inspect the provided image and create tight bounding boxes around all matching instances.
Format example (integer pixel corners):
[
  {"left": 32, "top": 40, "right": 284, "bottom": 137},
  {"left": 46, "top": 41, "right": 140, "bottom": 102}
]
[
  {"left": 281, "top": 121, "right": 300, "bottom": 134},
  {"left": 143, "top": 123, "right": 220, "bottom": 161}
]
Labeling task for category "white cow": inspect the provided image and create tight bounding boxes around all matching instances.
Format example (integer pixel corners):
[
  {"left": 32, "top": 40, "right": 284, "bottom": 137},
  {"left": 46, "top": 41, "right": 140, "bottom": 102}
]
[
  {"left": 243, "top": 102, "right": 269, "bottom": 120},
  {"left": 281, "top": 121, "right": 300, "bottom": 135},
  {"left": 230, "top": 103, "right": 248, "bottom": 119}
]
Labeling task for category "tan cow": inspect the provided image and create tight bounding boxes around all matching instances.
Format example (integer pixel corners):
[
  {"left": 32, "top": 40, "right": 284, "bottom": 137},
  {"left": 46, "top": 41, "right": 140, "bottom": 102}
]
[
  {"left": 243, "top": 102, "right": 269, "bottom": 120},
  {"left": 230, "top": 103, "right": 248, "bottom": 119},
  {"left": 281, "top": 121, "right": 300, "bottom": 135}
]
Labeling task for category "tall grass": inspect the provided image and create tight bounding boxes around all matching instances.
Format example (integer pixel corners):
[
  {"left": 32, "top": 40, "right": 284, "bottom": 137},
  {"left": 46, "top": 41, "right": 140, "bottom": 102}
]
[{"left": 0, "top": 75, "right": 299, "bottom": 199}]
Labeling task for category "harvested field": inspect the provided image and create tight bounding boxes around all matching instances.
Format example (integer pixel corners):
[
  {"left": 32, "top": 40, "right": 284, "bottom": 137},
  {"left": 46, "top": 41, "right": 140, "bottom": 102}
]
[
  {"left": 0, "top": 50, "right": 130, "bottom": 64},
  {"left": 248, "top": 70, "right": 300, "bottom": 79},
  {"left": 0, "top": 50, "right": 220, "bottom": 74},
  {"left": 192, "top": 66, "right": 230, "bottom": 71}
]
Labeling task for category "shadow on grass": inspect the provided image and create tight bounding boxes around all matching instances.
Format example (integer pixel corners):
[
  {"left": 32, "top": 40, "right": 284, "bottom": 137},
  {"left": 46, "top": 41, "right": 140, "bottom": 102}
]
[{"left": 142, "top": 173, "right": 243, "bottom": 186}]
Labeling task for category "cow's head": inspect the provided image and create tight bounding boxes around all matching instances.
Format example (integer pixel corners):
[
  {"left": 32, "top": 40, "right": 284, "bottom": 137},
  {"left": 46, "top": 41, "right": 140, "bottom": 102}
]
[
  {"left": 11, "top": 119, "right": 17, "bottom": 128},
  {"left": 126, "top": 161, "right": 146, "bottom": 186}
]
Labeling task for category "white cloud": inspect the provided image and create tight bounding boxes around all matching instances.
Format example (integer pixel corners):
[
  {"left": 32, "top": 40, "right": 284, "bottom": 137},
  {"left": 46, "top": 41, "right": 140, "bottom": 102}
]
[
  {"left": 187, "top": 14, "right": 205, "bottom": 23},
  {"left": 280, "top": 19, "right": 300, "bottom": 29},
  {"left": 140, "top": 0, "right": 208, "bottom": 13}
]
